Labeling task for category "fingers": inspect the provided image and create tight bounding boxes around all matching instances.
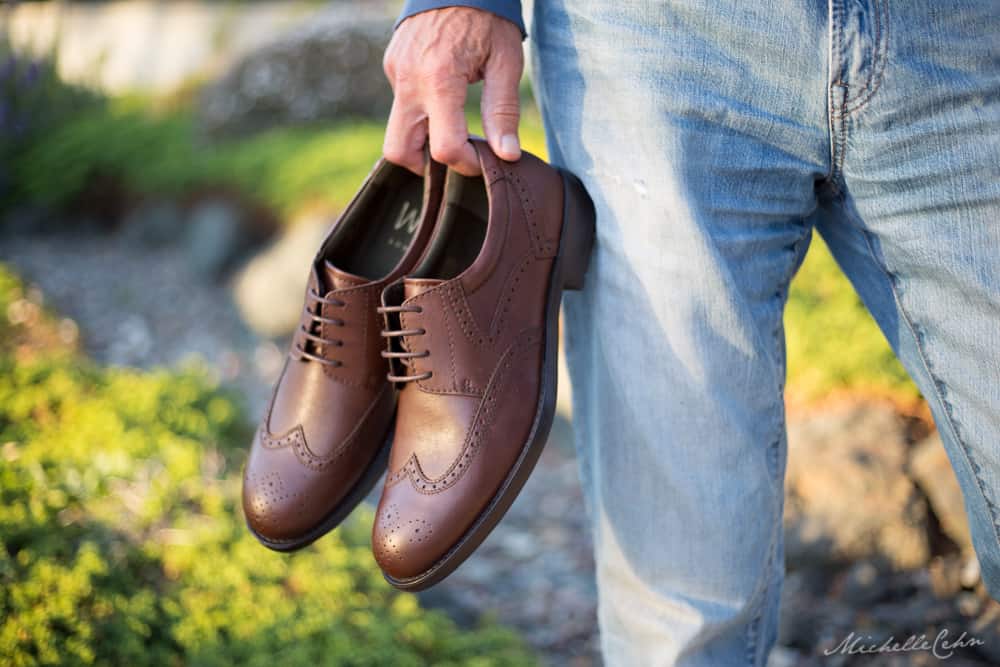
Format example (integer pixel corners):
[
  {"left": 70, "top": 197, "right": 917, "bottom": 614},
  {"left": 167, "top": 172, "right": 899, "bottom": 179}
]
[
  {"left": 481, "top": 45, "right": 523, "bottom": 163},
  {"left": 383, "top": 67, "right": 477, "bottom": 175},
  {"left": 382, "top": 7, "right": 525, "bottom": 176},
  {"left": 425, "top": 74, "right": 480, "bottom": 176},
  {"left": 383, "top": 93, "right": 428, "bottom": 176},
  {"left": 384, "top": 73, "right": 479, "bottom": 177}
]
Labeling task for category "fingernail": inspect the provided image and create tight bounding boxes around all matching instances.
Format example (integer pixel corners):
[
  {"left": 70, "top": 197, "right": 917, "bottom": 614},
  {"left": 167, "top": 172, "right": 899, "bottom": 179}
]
[{"left": 500, "top": 134, "right": 520, "bottom": 158}]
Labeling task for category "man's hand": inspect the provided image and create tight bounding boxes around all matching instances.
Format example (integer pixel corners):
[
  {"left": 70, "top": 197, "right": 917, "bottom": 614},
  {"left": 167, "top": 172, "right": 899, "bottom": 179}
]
[{"left": 382, "top": 7, "right": 524, "bottom": 176}]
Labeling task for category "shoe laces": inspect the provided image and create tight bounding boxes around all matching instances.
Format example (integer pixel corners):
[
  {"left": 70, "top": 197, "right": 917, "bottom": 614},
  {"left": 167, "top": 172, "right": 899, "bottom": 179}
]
[
  {"left": 291, "top": 288, "right": 347, "bottom": 367},
  {"left": 377, "top": 304, "right": 431, "bottom": 383}
]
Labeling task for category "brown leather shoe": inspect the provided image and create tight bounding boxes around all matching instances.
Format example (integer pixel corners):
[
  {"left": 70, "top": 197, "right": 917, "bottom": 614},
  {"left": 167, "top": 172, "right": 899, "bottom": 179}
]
[
  {"left": 243, "top": 157, "right": 445, "bottom": 551},
  {"left": 372, "top": 140, "right": 595, "bottom": 589}
]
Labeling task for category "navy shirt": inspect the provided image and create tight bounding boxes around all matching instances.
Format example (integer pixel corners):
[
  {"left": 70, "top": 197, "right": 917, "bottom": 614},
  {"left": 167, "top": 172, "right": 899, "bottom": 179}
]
[{"left": 396, "top": 1, "right": 526, "bottom": 38}]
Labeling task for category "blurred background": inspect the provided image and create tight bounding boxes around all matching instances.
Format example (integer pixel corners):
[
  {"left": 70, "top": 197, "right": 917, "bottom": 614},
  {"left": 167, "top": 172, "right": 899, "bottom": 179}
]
[{"left": 1, "top": 1, "right": 997, "bottom": 665}]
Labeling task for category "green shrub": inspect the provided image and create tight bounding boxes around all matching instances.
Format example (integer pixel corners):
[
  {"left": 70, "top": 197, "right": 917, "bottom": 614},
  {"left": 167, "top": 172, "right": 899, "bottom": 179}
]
[
  {"left": 0, "top": 266, "right": 536, "bottom": 667},
  {"left": 11, "top": 102, "right": 387, "bottom": 217},
  {"left": 785, "top": 236, "right": 918, "bottom": 402},
  {"left": 0, "top": 265, "right": 78, "bottom": 360},
  {"left": 10, "top": 98, "right": 549, "bottom": 219},
  {"left": 2, "top": 51, "right": 914, "bottom": 404},
  {"left": 0, "top": 43, "right": 102, "bottom": 209}
]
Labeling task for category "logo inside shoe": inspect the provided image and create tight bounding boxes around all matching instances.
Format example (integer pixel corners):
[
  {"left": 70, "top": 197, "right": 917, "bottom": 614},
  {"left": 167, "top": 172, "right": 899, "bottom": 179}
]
[
  {"left": 394, "top": 201, "right": 420, "bottom": 234},
  {"left": 388, "top": 201, "right": 420, "bottom": 251}
]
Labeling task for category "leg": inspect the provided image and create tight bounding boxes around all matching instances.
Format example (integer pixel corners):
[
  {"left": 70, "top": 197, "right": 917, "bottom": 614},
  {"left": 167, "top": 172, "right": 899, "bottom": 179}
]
[
  {"left": 817, "top": 0, "right": 1000, "bottom": 595},
  {"left": 530, "top": 1, "right": 830, "bottom": 663}
]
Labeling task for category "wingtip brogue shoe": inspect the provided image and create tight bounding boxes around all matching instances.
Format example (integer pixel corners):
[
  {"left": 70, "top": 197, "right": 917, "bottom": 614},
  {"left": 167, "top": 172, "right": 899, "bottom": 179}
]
[
  {"left": 243, "top": 157, "right": 446, "bottom": 551},
  {"left": 372, "top": 141, "right": 596, "bottom": 588}
]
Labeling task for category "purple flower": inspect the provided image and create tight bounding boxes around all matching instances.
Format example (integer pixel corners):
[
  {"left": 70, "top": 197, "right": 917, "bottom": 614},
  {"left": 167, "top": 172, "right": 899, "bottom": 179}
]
[{"left": 23, "top": 61, "right": 41, "bottom": 87}]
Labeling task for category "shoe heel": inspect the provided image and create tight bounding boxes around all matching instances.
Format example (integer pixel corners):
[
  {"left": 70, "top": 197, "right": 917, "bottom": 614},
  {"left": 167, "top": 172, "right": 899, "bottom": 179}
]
[{"left": 557, "top": 169, "right": 596, "bottom": 291}]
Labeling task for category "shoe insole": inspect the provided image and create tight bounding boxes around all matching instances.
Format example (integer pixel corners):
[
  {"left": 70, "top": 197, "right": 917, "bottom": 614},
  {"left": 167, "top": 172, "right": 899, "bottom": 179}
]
[
  {"left": 412, "top": 174, "right": 489, "bottom": 281},
  {"left": 326, "top": 172, "right": 425, "bottom": 280}
]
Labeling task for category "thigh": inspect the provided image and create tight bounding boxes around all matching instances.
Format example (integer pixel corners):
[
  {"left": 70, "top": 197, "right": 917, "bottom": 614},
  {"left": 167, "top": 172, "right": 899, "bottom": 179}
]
[
  {"left": 820, "top": 0, "right": 1000, "bottom": 595},
  {"left": 530, "top": 1, "right": 829, "bottom": 664}
]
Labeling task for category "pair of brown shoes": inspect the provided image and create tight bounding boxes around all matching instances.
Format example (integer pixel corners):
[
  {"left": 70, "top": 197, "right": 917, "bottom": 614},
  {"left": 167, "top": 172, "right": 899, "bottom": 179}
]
[{"left": 242, "top": 139, "right": 595, "bottom": 591}]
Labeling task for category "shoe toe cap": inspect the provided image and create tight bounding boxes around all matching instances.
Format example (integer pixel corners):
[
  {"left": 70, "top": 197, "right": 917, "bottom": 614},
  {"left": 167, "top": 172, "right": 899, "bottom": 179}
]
[
  {"left": 372, "top": 498, "right": 443, "bottom": 581},
  {"left": 242, "top": 466, "right": 316, "bottom": 544}
]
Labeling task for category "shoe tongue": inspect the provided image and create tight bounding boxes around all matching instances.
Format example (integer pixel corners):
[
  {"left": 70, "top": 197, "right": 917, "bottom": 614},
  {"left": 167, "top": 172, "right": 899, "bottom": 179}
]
[
  {"left": 403, "top": 277, "right": 444, "bottom": 300},
  {"left": 321, "top": 260, "right": 368, "bottom": 291}
]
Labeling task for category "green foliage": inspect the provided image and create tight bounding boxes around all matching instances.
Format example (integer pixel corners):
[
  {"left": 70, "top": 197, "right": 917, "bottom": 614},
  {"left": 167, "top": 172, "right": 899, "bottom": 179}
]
[
  {"left": 785, "top": 236, "right": 918, "bottom": 401},
  {"left": 0, "top": 265, "right": 77, "bottom": 359},
  {"left": 11, "top": 102, "right": 389, "bottom": 217},
  {"left": 0, "top": 265, "right": 536, "bottom": 666},
  {"left": 0, "top": 43, "right": 102, "bottom": 208},
  {"left": 10, "top": 98, "right": 549, "bottom": 220},
  {"left": 2, "top": 50, "right": 913, "bottom": 402},
  {"left": 0, "top": 263, "right": 23, "bottom": 345}
]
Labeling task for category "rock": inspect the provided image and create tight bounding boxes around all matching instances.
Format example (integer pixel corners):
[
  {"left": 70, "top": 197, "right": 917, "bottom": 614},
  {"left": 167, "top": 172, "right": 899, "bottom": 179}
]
[
  {"left": 501, "top": 530, "right": 539, "bottom": 561},
  {"left": 766, "top": 646, "right": 802, "bottom": 667},
  {"left": 106, "top": 314, "right": 153, "bottom": 366},
  {"left": 961, "top": 557, "right": 982, "bottom": 589},
  {"left": 839, "top": 560, "right": 891, "bottom": 607},
  {"left": 910, "top": 433, "right": 973, "bottom": 553},
  {"left": 198, "top": 9, "right": 392, "bottom": 137},
  {"left": 182, "top": 198, "right": 248, "bottom": 278},
  {"left": 971, "top": 601, "right": 1000, "bottom": 663},
  {"left": 958, "top": 591, "right": 984, "bottom": 617},
  {"left": 119, "top": 199, "right": 183, "bottom": 247},
  {"left": 929, "top": 554, "right": 966, "bottom": 597},
  {"left": 784, "top": 402, "right": 930, "bottom": 570},
  {"left": 233, "top": 214, "right": 332, "bottom": 337}
]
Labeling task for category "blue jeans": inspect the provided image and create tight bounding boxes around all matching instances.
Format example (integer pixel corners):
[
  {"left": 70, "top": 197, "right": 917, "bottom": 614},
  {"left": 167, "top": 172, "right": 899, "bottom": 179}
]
[{"left": 530, "top": 0, "right": 1000, "bottom": 664}]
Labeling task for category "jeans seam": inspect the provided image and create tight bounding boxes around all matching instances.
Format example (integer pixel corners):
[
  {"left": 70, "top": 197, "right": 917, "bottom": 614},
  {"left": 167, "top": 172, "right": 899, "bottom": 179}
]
[
  {"left": 830, "top": 100, "right": 850, "bottom": 194},
  {"left": 744, "top": 514, "right": 780, "bottom": 666},
  {"left": 766, "top": 228, "right": 811, "bottom": 482},
  {"left": 839, "top": 0, "right": 889, "bottom": 115},
  {"left": 826, "top": 0, "right": 844, "bottom": 186},
  {"left": 845, "top": 199, "right": 1000, "bottom": 553},
  {"left": 746, "top": 227, "right": 808, "bottom": 665}
]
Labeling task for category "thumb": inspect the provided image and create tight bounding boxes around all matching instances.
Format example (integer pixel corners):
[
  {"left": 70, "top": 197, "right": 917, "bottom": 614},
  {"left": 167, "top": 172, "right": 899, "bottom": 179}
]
[{"left": 481, "top": 49, "right": 523, "bottom": 162}]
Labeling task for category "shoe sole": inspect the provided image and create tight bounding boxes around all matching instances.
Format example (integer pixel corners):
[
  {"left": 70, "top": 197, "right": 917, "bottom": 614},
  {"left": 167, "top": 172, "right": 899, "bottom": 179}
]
[
  {"left": 247, "top": 415, "right": 395, "bottom": 553},
  {"left": 384, "top": 168, "right": 596, "bottom": 590}
]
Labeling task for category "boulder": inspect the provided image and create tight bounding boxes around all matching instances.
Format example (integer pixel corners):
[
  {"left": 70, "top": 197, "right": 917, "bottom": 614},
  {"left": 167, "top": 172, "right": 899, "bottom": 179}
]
[
  {"left": 784, "top": 402, "right": 930, "bottom": 570},
  {"left": 119, "top": 199, "right": 183, "bottom": 247},
  {"left": 910, "top": 432, "right": 974, "bottom": 554},
  {"left": 181, "top": 197, "right": 262, "bottom": 279},
  {"left": 233, "top": 214, "right": 333, "bottom": 338},
  {"left": 198, "top": 10, "right": 393, "bottom": 137}
]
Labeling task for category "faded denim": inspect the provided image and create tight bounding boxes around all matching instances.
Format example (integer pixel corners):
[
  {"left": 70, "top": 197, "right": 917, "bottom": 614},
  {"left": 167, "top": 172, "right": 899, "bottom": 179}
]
[{"left": 528, "top": 1, "right": 1000, "bottom": 665}]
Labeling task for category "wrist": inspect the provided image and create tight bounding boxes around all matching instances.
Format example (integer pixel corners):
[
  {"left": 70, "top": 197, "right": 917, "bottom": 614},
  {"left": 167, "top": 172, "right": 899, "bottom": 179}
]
[{"left": 395, "top": 1, "right": 526, "bottom": 38}]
